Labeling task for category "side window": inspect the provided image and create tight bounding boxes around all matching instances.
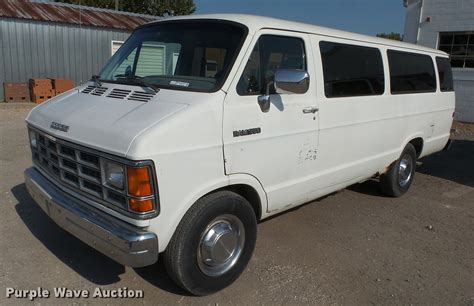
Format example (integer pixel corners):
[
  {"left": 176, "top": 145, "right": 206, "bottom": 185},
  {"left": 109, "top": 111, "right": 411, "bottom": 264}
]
[
  {"left": 319, "top": 41, "right": 385, "bottom": 98},
  {"left": 237, "top": 35, "right": 306, "bottom": 95},
  {"left": 237, "top": 43, "right": 261, "bottom": 94},
  {"left": 387, "top": 50, "right": 436, "bottom": 94},
  {"left": 436, "top": 57, "right": 454, "bottom": 92}
]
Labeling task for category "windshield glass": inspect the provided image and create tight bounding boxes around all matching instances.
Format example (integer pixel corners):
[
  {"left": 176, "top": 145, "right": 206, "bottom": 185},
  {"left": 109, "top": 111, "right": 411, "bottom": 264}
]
[{"left": 99, "top": 21, "right": 247, "bottom": 92}]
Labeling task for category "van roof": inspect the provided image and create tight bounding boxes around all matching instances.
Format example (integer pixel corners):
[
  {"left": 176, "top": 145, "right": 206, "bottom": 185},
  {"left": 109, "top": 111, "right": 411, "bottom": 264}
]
[{"left": 146, "top": 14, "right": 447, "bottom": 56}]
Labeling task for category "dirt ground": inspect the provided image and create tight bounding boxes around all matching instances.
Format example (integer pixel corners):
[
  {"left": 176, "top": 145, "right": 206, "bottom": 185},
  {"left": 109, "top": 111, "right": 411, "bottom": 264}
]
[
  {"left": 453, "top": 121, "right": 474, "bottom": 137},
  {"left": 0, "top": 103, "right": 473, "bottom": 305}
]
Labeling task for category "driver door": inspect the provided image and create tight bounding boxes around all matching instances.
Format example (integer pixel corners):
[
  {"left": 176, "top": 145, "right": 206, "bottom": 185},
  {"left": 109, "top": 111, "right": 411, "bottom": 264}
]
[{"left": 223, "top": 30, "right": 320, "bottom": 213}]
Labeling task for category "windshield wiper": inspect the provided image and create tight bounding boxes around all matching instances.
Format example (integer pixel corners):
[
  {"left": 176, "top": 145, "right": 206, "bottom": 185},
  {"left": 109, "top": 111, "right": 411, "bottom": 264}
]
[
  {"left": 114, "top": 74, "right": 160, "bottom": 93},
  {"left": 90, "top": 75, "right": 102, "bottom": 87}
]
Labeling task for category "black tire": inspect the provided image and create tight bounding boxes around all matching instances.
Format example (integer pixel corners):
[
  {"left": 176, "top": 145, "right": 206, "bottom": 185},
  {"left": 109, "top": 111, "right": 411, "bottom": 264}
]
[
  {"left": 164, "top": 191, "right": 257, "bottom": 296},
  {"left": 380, "top": 143, "right": 417, "bottom": 197}
]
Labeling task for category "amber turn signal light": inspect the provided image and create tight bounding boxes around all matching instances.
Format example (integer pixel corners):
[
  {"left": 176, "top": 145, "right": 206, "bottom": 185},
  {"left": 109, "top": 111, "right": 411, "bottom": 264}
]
[
  {"left": 127, "top": 166, "right": 153, "bottom": 197},
  {"left": 129, "top": 199, "right": 154, "bottom": 213}
]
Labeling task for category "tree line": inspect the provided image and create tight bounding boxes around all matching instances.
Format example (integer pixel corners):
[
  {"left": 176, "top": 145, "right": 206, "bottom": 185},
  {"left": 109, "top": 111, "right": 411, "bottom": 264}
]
[{"left": 56, "top": 0, "right": 196, "bottom": 16}]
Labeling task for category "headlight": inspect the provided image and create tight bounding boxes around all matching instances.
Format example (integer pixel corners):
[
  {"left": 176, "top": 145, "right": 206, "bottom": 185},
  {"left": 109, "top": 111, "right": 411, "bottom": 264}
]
[
  {"left": 28, "top": 130, "right": 37, "bottom": 148},
  {"left": 104, "top": 161, "right": 125, "bottom": 190}
]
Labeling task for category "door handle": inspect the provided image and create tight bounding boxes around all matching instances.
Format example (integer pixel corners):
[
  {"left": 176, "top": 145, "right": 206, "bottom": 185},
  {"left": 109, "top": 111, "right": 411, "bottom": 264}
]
[{"left": 302, "top": 107, "right": 319, "bottom": 114}]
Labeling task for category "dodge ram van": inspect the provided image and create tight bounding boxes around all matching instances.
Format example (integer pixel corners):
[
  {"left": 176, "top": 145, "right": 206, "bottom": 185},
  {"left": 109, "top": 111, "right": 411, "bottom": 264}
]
[{"left": 24, "top": 14, "right": 455, "bottom": 295}]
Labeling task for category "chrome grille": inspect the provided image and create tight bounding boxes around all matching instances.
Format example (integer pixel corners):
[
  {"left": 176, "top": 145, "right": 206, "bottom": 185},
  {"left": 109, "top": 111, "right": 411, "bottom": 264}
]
[{"left": 30, "top": 128, "right": 127, "bottom": 209}]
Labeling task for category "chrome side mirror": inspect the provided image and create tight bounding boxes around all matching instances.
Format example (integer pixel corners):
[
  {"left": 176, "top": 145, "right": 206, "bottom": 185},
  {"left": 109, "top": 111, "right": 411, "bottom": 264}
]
[
  {"left": 257, "top": 69, "right": 310, "bottom": 113},
  {"left": 257, "top": 82, "right": 274, "bottom": 113},
  {"left": 275, "top": 69, "right": 310, "bottom": 94}
]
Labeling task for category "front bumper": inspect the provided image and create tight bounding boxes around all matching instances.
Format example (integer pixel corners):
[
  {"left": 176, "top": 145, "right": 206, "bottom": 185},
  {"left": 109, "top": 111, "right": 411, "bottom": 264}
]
[
  {"left": 443, "top": 139, "right": 452, "bottom": 151},
  {"left": 24, "top": 167, "right": 158, "bottom": 267}
]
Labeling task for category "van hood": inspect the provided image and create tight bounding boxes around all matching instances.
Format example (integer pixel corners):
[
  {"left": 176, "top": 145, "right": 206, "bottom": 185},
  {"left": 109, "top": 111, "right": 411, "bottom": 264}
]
[{"left": 26, "top": 83, "right": 189, "bottom": 157}]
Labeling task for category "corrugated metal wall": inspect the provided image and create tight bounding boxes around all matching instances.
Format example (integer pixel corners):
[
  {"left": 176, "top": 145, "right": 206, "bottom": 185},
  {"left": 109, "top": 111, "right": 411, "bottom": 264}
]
[{"left": 0, "top": 18, "right": 131, "bottom": 100}]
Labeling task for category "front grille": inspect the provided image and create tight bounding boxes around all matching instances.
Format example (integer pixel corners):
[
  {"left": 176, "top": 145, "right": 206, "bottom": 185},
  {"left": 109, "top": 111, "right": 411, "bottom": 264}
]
[{"left": 29, "top": 128, "right": 128, "bottom": 209}]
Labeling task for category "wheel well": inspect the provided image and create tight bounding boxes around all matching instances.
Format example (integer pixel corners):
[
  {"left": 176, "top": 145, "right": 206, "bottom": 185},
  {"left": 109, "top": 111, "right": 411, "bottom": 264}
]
[
  {"left": 409, "top": 137, "right": 424, "bottom": 158},
  {"left": 220, "top": 184, "right": 262, "bottom": 220}
]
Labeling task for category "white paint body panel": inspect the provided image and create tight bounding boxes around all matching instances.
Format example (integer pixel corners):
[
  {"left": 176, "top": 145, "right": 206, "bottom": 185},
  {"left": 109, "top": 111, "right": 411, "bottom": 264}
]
[
  {"left": 223, "top": 29, "right": 320, "bottom": 213},
  {"left": 26, "top": 15, "right": 454, "bottom": 253}
]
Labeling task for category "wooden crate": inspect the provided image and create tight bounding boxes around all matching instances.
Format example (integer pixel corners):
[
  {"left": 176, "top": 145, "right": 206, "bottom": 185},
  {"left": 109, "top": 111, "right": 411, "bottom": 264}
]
[
  {"left": 29, "top": 78, "right": 52, "bottom": 89},
  {"left": 4, "top": 82, "right": 30, "bottom": 102},
  {"left": 29, "top": 78, "right": 55, "bottom": 103},
  {"left": 52, "top": 79, "right": 74, "bottom": 95},
  {"left": 31, "top": 88, "right": 55, "bottom": 104}
]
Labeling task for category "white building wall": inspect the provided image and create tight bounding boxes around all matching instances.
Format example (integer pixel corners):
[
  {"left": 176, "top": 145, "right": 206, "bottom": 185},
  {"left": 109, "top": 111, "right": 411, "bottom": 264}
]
[
  {"left": 403, "top": 0, "right": 423, "bottom": 43},
  {"left": 454, "top": 71, "right": 474, "bottom": 122},
  {"left": 404, "top": 0, "right": 474, "bottom": 122}
]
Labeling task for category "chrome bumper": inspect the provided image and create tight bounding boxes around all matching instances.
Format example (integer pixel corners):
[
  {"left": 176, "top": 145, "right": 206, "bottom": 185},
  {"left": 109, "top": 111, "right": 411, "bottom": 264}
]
[{"left": 24, "top": 167, "right": 158, "bottom": 267}]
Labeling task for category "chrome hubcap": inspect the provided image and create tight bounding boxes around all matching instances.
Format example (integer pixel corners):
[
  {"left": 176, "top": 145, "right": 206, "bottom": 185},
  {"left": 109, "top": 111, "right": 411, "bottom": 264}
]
[
  {"left": 398, "top": 154, "right": 413, "bottom": 187},
  {"left": 197, "top": 215, "right": 245, "bottom": 277}
]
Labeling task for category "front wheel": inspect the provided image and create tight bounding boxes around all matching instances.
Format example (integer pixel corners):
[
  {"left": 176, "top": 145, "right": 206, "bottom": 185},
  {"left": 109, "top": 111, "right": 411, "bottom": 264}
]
[
  {"left": 380, "top": 143, "right": 417, "bottom": 197},
  {"left": 164, "top": 191, "right": 257, "bottom": 296}
]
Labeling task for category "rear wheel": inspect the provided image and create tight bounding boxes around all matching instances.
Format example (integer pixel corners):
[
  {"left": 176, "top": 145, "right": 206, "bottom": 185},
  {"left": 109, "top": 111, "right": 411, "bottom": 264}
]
[
  {"left": 164, "top": 191, "right": 257, "bottom": 296},
  {"left": 380, "top": 143, "right": 417, "bottom": 197}
]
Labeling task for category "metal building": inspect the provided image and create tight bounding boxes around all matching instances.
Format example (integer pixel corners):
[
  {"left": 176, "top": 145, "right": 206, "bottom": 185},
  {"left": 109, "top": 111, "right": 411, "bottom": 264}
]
[
  {"left": 0, "top": 0, "right": 158, "bottom": 101},
  {"left": 403, "top": 0, "right": 474, "bottom": 123}
]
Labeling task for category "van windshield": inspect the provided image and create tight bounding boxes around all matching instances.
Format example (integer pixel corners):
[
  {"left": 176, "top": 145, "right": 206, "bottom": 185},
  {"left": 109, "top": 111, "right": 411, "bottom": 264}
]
[{"left": 99, "top": 21, "right": 247, "bottom": 92}]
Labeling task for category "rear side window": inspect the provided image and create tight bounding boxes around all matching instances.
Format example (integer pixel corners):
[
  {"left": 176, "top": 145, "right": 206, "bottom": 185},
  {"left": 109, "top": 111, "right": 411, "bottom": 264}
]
[
  {"left": 436, "top": 57, "right": 454, "bottom": 92},
  {"left": 319, "top": 41, "right": 385, "bottom": 98},
  {"left": 387, "top": 50, "right": 436, "bottom": 94}
]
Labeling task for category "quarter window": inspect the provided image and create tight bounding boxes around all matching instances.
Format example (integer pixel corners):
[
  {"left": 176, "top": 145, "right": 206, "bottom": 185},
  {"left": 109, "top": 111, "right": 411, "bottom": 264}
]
[
  {"left": 436, "top": 57, "right": 454, "bottom": 92},
  {"left": 319, "top": 41, "right": 385, "bottom": 98},
  {"left": 237, "top": 35, "right": 306, "bottom": 95},
  {"left": 387, "top": 50, "right": 436, "bottom": 94}
]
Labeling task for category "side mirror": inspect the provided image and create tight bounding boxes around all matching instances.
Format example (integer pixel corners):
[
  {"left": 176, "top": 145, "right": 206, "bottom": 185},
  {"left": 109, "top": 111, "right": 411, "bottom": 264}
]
[
  {"left": 257, "top": 81, "right": 273, "bottom": 113},
  {"left": 274, "top": 69, "right": 310, "bottom": 94},
  {"left": 258, "top": 69, "right": 310, "bottom": 113}
]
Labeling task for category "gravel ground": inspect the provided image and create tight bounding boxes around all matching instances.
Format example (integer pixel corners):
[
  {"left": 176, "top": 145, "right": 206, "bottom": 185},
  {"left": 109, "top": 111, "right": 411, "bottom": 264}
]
[
  {"left": 0, "top": 103, "right": 473, "bottom": 305},
  {"left": 453, "top": 121, "right": 474, "bottom": 138}
]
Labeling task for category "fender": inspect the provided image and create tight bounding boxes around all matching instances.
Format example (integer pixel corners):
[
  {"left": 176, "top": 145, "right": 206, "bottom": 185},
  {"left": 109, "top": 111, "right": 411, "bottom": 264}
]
[
  {"left": 401, "top": 132, "right": 425, "bottom": 157},
  {"left": 376, "top": 132, "right": 425, "bottom": 176},
  {"left": 151, "top": 173, "right": 267, "bottom": 252}
]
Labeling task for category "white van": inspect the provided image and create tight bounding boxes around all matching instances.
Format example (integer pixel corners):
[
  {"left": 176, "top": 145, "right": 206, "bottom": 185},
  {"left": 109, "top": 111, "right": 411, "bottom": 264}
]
[{"left": 24, "top": 14, "right": 455, "bottom": 295}]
